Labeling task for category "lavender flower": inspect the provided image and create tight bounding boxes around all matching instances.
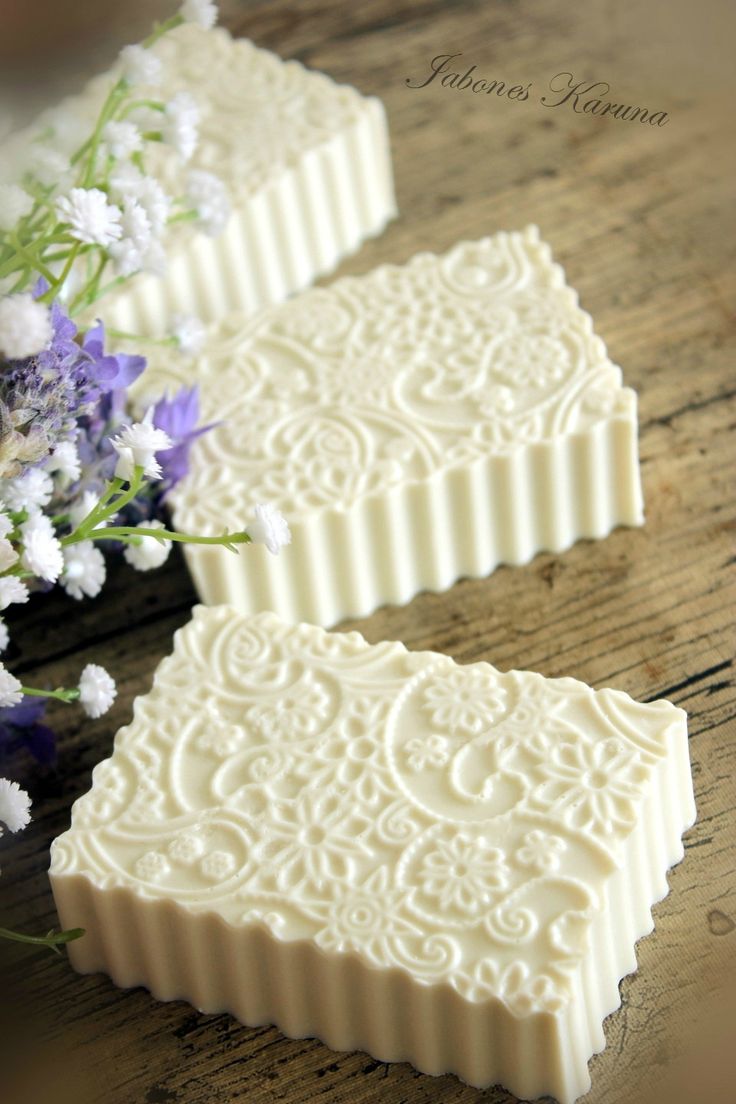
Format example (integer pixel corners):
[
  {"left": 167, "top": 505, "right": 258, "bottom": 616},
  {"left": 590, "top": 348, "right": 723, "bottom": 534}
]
[
  {"left": 0, "top": 697, "right": 56, "bottom": 766},
  {"left": 151, "top": 386, "right": 214, "bottom": 497}
]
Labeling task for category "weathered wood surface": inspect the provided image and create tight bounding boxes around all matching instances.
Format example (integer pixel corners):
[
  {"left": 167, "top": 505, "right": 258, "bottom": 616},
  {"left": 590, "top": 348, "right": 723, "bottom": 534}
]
[{"left": 2, "top": 1, "right": 735, "bottom": 1102}]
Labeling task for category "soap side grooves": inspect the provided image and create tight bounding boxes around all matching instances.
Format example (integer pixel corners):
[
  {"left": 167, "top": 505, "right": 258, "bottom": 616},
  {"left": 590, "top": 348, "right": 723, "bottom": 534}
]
[
  {"left": 180, "top": 406, "right": 643, "bottom": 626},
  {"left": 100, "top": 98, "right": 396, "bottom": 332},
  {"left": 50, "top": 703, "right": 691, "bottom": 1104}
]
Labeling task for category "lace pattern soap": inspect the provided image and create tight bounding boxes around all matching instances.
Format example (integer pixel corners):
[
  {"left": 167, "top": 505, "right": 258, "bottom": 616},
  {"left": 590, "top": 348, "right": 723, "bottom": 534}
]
[
  {"left": 50, "top": 607, "right": 695, "bottom": 1104},
  {"left": 138, "top": 225, "right": 644, "bottom": 625},
  {"left": 32, "top": 24, "right": 396, "bottom": 329}
]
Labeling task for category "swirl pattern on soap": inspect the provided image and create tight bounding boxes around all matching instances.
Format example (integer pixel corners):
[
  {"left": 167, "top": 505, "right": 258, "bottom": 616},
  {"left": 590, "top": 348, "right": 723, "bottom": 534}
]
[
  {"left": 53, "top": 608, "right": 679, "bottom": 1012},
  {"left": 133, "top": 227, "right": 633, "bottom": 533}
]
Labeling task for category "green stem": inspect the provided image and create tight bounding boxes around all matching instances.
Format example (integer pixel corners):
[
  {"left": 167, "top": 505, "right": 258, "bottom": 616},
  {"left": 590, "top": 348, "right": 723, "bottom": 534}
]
[
  {"left": 20, "top": 686, "right": 81, "bottom": 704},
  {"left": 0, "top": 926, "right": 85, "bottom": 952},
  {"left": 86, "top": 526, "right": 252, "bottom": 551}
]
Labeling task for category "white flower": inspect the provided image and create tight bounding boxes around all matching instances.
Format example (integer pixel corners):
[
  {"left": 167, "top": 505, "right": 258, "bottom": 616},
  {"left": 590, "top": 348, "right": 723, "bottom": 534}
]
[
  {"left": 180, "top": 0, "right": 218, "bottom": 29},
  {"left": 110, "top": 409, "right": 172, "bottom": 482},
  {"left": 78, "top": 663, "right": 117, "bottom": 719},
  {"left": 0, "top": 665, "right": 22, "bottom": 709},
  {"left": 61, "top": 541, "right": 106, "bottom": 600},
  {"left": 118, "top": 175, "right": 170, "bottom": 236},
  {"left": 20, "top": 512, "right": 64, "bottom": 583},
  {"left": 0, "top": 511, "right": 12, "bottom": 538},
  {"left": 0, "top": 294, "right": 53, "bottom": 359},
  {"left": 109, "top": 197, "right": 152, "bottom": 276},
  {"left": 109, "top": 161, "right": 145, "bottom": 198},
  {"left": 246, "top": 503, "right": 291, "bottom": 555},
  {"left": 0, "top": 539, "right": 17, "bottom": 572},
  {"left": 120, "top": 44, "right": 163, "bottom": 86},
  {"left": 0, "top": 184, "right": 33, "bottom": 231},
  {"left": 102, "top": 120, "right": 142, "bottom": 160},
  {"left": 25, "top": 145, "right": 71, "bottom": 190},
  {"left": 2, "top": 467, "right": 53, "bottom": 511},
  {"left": 0, "top": 620, "right": 8, "bottom": 653},
  {"left": 47, "top": 439, "right": 81, "bottom": 483},
  {"left": 163, "top": 92, "right": 200, "bottom": 161},
  {"left": 186, "top": 170, "right": 230, "bottom": 236},
  {"left": 123, "top": 519, "right": 172, "bottom": 571},
  {"left": 171, "top": 313, "right": 206, "bottom": 355},
  {"left": 55, "top": 188, "right": 122, "bottom": 247},
  {"left": 0, "top": 576, "right": 29, "bottom": 609},
  {"left": 69, "top": 490, "right": 103, "bottom": 531},
  {"left": 0, "top": 778, "right": 31, "bottom": 833}
]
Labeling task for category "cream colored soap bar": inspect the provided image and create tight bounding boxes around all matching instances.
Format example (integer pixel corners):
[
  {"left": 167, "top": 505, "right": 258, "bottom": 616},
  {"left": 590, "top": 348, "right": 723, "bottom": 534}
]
[
  {"left": 34, "top": 24, "right": 396, "bottom": 328},
  {"left": 139, "top": 226, "right": 644, "bottom": 626},
  {"left": 50, "top": 607, "right": 695, "bottom": 1104}
]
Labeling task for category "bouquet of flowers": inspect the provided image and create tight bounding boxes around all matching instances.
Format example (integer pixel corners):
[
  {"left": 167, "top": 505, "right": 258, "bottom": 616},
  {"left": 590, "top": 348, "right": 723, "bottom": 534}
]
[{"left": 0, "top": 0, "right": 290, "bottom": 950}]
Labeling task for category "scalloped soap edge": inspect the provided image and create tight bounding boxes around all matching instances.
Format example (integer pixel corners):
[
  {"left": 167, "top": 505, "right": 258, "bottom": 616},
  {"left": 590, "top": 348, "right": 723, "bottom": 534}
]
[
  {"left": 175, "top": 402, "right": 644, "bottom": 626},
  {"left": 49, "top": 685, "right": 694, "bottom": 1104}
]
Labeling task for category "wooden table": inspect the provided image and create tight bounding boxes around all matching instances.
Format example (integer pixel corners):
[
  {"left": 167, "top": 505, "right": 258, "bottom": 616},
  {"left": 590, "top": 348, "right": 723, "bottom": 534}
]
[{"left": 3, "top": 2, "right": 734, "bottom": 1102}]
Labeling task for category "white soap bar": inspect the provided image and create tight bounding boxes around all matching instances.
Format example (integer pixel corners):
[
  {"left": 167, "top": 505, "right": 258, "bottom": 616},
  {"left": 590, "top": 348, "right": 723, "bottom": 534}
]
[
  {"left": 29, "top": 24, "right": 396, "bottom": 329},
  {"left": 50, "top": 607, "right": 694, "bottom": 1104},
  {"left": 138, "top": 225, "right": 644, "bottom": 626}
]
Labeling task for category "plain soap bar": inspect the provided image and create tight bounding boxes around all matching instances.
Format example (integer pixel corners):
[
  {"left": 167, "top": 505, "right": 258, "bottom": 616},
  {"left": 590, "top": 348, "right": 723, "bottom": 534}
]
[
  {"left": 50, "top": 607, "right": 695, "bottom": 1104},
  {"left": 138, "top": 225, "right": 644, "bottom": 626},
  {"left": 29, "top": 23, "right": 396, "bottom": 329}
]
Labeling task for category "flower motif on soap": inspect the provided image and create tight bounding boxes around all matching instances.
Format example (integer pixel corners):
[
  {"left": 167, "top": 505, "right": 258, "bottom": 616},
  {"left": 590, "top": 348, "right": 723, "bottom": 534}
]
[
  {"left": 134, "top": 850, "right": 170, "bottom": 882},
  {"left": 490, "top": 334, "right": 570, "bottom": 390},
  {"left": 314, "top": 867, "right": 417, "bottom": 967},
  {"left": 254, "top": 790, "right": 372, "bottom": 891},
  {"left": 247, "top": 673, "right": 331, "bottom": 743},
  {"left": 167, "top": 831, "right": 206, "bottom": 865},
  {"left": 417, "top": 834, "right": 509, "bottom": 917},
  {"left": 404, "top": 733, "right": 450, "bottom": 773},
  {"left": 464, "top": 958, "right": 568, "bottom": 1014},
  {"left": 422, "top": 667, "right": 507, "bottom": 737},
  {"left": 195, "top": 722, "right": 245, "bottom": 758},
  {"left": 515, "top": 830, "right": 567, "bottom": 875},
  {"left": 200, "top": 849, "right": 237, "bottom": 882},
  {"left": 532, "top": 737, "right": 649, "bottom": 836}
]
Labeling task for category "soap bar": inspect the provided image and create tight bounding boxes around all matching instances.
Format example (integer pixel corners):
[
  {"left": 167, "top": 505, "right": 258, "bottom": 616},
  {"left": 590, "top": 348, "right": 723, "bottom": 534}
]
[
  {"left": 138, "top": 225, "right": 644, "bottom": 626},
  {"left": 50, "top": 607, "right": 694, "bottom": 1104},
  {"left": 31, "top": 24, "right": 396, "bottom": 328}
]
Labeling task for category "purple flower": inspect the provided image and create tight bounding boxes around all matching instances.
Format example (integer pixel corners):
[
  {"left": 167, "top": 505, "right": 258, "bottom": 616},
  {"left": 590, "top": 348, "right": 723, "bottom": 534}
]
[
  {"left": 81, "top": 321, "right": 146, "bottom": 392},
  {"left": 0, "top": 696, "right": 56, "bottom": 766},
  {"left": 151, "top": 386, "right": 215, "bottom": 497}
]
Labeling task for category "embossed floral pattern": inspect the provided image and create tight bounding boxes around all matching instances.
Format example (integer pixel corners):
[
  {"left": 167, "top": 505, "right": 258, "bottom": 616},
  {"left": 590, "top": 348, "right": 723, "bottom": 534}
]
[
  {"left": 404, "top": 733, "right": 450, "bottom": 772},
  {"left": 54, "top": 609, "right": 679, "bottom": 1014},
  {"left": 533, "top": 738, "right": 649, "bottom": 834},
  {"left": 422, "top": 667, "right": 507, "bottom": 736},
  {"left": 417, "top": 835, "right": 509, "bottom": 915},
  {"left": 515, "top": 830, "right": 566, "bottom": 874}
]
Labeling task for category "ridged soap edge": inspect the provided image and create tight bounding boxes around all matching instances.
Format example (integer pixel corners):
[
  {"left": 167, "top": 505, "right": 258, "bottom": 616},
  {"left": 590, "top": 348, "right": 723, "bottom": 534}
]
[
  {"left": 100, "top": 95, "right": 397, "bottom": 331},
  {"left": 176, "top": 401, "right": 644, "bottom": 627}
]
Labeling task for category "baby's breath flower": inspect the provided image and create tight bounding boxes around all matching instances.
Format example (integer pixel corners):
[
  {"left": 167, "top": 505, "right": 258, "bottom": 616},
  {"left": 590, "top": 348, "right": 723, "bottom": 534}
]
[
  {"left": 0, "top": 512, "right": 12, "bottom": 539},
  {"left": 0, "top": 293, "right": 53, "bottom": 359},
  {"left": 0, "top": 538, "right": 18, "bottom": 572},
  {"left": 78, "top": 663, "right": 116, "bottom": 718},
  {"left": 47, "top": 439, "right": 81, "bottom": 484},
  {"left": 102, "top": 120, "right": 142, "bottom": 160},
  {"left": 120, "top": 44, "right": 163, "bottom": 87},
  {"left": 20, "top": 511, "right": 64, "bottom": 583},
  {"left": 2, "top": 467, "right": 53, "bottom": 512},
  {"left": 0, "top": 666, "right": 23, "bottom": 709},
  {"left": 171, "top": 313, "right": 206, "bottom": 355},
  {"left": 0, "top": 777, "right": 31, "bottom": 833},
  {"left": 68, "top": 490, "right": 103, "bottom": 531},
  {"left": 186, "top": 170, "right": 230, "bottom": 236},
  {"left": 0, "top": 577, "right": 29, "bottom": 610},
  {"left": 180, "top": 0, "right": 218, "bottom": 29},
  {"left": 246, "top": 503, "right": 291, "bottom": 555},
  {"left": 0, "top": 183, "right": 33, "bottom": 231},
  {"left": 123, "top": 519, "right": 172, "bottom": 571},
  {"left": 0, "top": 620, "right": 8, "bottom": 653},
  {"left": 163, "top": 92, "right": 200, "bottom": 161},
  {"left": 61, "top": 541, "right": 106, "bottom": 601},
  {"left": 109, "top": 197, "right": 152, "bottom": 276},
  {"left": 55, "top": 188, "right": 122, "bottom": 247},
  {"left": 111, "top": 408, "right": 173, "bottom": 482}
]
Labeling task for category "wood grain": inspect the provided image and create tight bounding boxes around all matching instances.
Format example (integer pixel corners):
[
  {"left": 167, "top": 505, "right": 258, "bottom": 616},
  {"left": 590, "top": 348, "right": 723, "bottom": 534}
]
[{"left": 2, "top": 2, "right": 734, "bottom": 1103}]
